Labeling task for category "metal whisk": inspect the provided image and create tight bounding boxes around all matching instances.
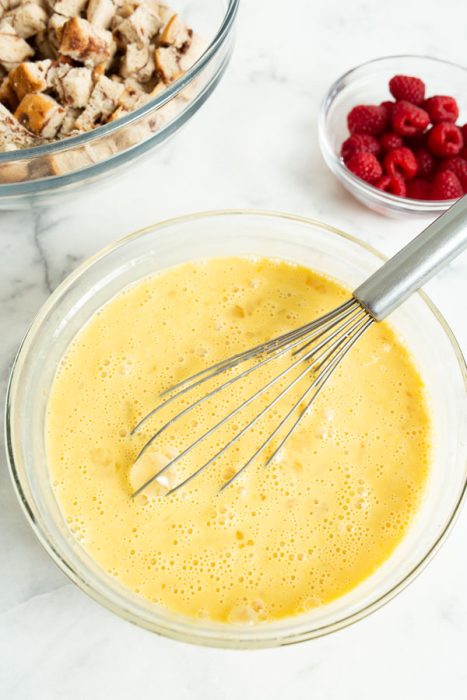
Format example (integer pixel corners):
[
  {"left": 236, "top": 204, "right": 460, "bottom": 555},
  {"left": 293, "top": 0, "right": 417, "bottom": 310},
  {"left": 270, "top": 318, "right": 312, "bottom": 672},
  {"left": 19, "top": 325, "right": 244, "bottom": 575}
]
[{"left": 131, "top": 196, "right": 467, "bottom": 497}]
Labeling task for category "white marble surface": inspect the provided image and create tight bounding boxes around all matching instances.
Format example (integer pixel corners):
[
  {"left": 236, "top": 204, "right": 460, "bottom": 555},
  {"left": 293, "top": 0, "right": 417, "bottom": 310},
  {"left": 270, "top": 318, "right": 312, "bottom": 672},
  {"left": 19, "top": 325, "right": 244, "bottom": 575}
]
[{"left": 1, "top": 0, "right": 466, "bottom": 697}]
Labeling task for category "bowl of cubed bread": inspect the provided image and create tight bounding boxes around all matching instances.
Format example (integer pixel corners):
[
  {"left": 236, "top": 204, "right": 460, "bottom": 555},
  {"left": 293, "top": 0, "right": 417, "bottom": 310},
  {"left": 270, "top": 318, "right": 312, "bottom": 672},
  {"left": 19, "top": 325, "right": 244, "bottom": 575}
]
[{"left": 0, "top": 0, "right": 239, "bottom": 207}]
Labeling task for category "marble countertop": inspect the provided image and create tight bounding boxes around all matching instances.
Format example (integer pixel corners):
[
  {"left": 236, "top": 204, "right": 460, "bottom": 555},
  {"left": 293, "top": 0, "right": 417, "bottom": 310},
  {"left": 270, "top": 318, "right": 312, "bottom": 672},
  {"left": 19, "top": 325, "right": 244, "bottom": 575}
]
[{"left": 1, "top": 0, "right": 466, "bottom": 697}]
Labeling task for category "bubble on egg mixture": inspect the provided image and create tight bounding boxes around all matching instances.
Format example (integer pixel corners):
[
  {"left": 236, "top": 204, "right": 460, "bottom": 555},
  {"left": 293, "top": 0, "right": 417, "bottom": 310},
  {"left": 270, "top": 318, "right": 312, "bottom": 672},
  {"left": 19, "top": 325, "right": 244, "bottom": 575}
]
[{"left": 46, "top": 257, "right": 431, "bottom": 622}]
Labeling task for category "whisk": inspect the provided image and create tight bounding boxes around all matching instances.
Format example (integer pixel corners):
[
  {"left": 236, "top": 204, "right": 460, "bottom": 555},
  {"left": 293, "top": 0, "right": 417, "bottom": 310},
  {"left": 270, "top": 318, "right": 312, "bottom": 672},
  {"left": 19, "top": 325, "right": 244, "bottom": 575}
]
[{"left": 131, "top": 196, "right": 467, "bottom": 497}]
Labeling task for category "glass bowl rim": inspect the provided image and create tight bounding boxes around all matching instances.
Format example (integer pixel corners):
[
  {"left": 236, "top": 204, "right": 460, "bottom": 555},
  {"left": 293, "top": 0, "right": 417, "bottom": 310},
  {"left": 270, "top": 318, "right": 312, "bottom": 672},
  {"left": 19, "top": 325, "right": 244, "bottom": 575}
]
[
  {"left": 0, "top": 0, "right": 240, "bottom": 165},
  {"left": 5, "top": 208, "right": 467, "bottom": 648},
  {"left": 318, "top": 54, "right": 467, "bottom": 213}
]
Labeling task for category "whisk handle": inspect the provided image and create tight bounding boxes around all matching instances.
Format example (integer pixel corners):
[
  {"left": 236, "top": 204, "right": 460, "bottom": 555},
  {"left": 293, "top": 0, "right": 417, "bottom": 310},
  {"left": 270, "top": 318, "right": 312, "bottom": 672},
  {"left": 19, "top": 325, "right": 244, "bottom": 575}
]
[{"left": 353, "top": 195, "right": 467, "bottom": 321}]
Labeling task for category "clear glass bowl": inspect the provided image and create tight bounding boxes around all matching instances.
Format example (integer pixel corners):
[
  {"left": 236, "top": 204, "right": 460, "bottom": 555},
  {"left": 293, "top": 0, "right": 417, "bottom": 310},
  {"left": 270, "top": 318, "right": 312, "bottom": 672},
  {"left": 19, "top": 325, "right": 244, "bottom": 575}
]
[
  {"left": 5, "top": 210, "right": 466, "bottom": 648},
  {"left": 0, "top": 0, "right": 239, "bottom": 209},
  {"left": 319, "top": 56, "right": 467, "bottom": 217}
]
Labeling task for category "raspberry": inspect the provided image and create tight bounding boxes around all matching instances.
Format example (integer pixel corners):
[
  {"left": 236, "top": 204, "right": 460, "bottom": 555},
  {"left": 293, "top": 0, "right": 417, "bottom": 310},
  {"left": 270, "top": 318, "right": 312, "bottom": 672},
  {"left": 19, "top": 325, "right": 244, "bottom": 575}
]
[
  {"left": 438, "top": 157, "right": 467, "bottom": 192},
  {"left": 406, "top": 178, "right": 431, "bottom": 200},
  {"left": 423, "top": 95, "right": 459, "bottom": 124},
  {"left": 389, "top": 75, "right": 425, "bottom": 105},
  {"left": 375, "top": 174, "right": 407, "bottom": 196},
  {"left": 391, "top": 101, "right": 430, "bottom": 137},
  {"left": 413, "top": 147, "right": 437, "bottom": 178},
  {"left": 380, "top": 101, "right": 395, "bottom": 120},
  {"left": 384, "top": 147, "right": 418, "bottom": 180},
  {"left": 429, "top": 170, "right": 463, "bottom": 200},
  {"left": 346, "top": 152, "right": 383, "bottom": 184},
  {"left": 461, "top": 124, "right": 467, "bottom": 143},
  {"left": 427, "top": 122, "right": 463, "bottom": 157},
  {"left": 379, "top": 131, "right": 404, "bottom": 153},
  {"left": 347, "top": 104, "right": 388, "bottom": 136},
  {"left": 341, "top": 134, "right": 381, "bottom": 162}
]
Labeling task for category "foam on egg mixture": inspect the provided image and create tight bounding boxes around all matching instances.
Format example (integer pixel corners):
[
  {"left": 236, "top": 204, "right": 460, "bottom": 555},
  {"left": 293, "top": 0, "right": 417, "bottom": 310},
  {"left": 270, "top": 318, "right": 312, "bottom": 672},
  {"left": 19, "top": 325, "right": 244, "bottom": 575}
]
[{"left": 46, "top": 257, "right": 430, "bottom": 623}]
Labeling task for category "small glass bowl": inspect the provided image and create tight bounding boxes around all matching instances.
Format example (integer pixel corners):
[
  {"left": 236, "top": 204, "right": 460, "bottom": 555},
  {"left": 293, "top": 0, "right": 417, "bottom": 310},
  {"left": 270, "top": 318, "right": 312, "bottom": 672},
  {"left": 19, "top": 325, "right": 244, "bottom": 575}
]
[
  {"left": 319, "top": 55, "right": 467, "bottom": 217},
  {"left": 0, "top": 0, "right": 239, "bottom": 209},
  {"left": 5, "top": 211, "right": 467, "bottom": 648}
]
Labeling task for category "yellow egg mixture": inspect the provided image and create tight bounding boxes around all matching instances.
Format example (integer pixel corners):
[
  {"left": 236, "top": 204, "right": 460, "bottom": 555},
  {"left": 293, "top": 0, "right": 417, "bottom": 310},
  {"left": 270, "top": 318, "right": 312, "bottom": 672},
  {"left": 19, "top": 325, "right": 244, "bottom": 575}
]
[{"left": 47, "top": 257, "right": 430, "bottom": 623}]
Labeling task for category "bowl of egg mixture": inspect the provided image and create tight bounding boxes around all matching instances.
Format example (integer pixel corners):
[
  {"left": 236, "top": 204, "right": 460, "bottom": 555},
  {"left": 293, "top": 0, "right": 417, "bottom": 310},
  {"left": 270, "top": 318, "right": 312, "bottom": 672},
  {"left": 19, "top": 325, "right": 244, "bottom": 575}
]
[{"left": 6, "top": 210, "right": 466, "bottom": 648}]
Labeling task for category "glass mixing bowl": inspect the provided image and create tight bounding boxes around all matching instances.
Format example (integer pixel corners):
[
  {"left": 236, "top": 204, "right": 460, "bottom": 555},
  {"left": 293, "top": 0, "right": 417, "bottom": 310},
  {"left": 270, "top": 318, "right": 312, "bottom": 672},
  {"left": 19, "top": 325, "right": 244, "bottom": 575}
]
[
  {"left": 319, "top": 56, "right": 467, "bottom": 217},
  {"left": 0, "top": 0, "right": 239, "bottom": 209},
  {"left": 5, "top": 211, "right": 466, "bottom": 648}
]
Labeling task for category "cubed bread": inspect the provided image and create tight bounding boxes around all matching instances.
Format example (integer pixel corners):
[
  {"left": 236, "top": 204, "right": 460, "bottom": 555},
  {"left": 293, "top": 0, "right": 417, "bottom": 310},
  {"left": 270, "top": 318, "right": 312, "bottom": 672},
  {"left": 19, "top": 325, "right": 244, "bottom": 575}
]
[
  {"left": 0, "top": 159, "right": 29, "bottom": 182},
  {"left": 0, "top": 101, "right": 40, "bottom": 148},
  {"left": 0, "top": 0, "right": 197, "bottom": 151},
  {"left": 58, "top": 105, "right": 81, "bottom": 134},
  {"left": 60, "top": 17, "right": 114, "bottom": 66},
  {"left": 74, "top": 73, "right": 123, "bottom": 129},
  {"left": 0, "top": 27, "right": 34, "bottom": 71},
  {"left": 47, "top": 0, "right": 88, "bottom": 18},
  {"left": 154, "top": 45, "right": 180, "bottom": 83},
  {"left": 15, "top": 92, "right": 65, "bottom": 137},
  {"left": 119, "top": 41, "right": 155, "bottom": 81},
  {"left": 6, "top": 2, "right": 48, "bottom": 39},
  {"left": 0, "top": 73, "right": 18, "bottom": 108},
  {"left": 49, "top": 63, "right": 93, "bottom": 108},
  {"left": 114, "top": 5, "right": 161, "bottom": 47},
  {"left": 9, "top": 59, "right": 51, "bottom": 100},
  {"left": 159, "top": 14, "right": 192, "bottom": 50},
  {"left": 87, "top": 0, "right": 115, "bottom": 29},
  {"left": 47, "top": 147, "right": 93, "bottom": 175},
  {"left": 47, "top": 12, "right": 67, "bottom": 51}
]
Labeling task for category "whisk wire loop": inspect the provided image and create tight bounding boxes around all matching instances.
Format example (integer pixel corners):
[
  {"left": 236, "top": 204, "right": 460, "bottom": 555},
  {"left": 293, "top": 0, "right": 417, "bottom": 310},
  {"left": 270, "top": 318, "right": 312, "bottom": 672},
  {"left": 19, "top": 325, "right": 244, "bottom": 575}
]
[{"left": 131, "top": 298, "right": 373, "bottom": 497}]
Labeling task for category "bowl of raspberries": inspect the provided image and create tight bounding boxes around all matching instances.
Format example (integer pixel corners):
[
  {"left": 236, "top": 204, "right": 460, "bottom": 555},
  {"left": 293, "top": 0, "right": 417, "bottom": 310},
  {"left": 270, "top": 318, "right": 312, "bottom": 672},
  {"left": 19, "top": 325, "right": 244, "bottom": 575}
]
[{"left": 319, "top": 56, "right": 467, "bottom": 216}]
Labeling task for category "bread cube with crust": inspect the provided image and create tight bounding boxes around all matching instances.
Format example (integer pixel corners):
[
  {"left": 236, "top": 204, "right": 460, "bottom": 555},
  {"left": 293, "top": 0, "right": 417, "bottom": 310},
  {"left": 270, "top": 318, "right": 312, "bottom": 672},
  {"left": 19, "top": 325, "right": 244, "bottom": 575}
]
[
  {"left": 0, "top": 26, "right": 34, "bottom": 71},
  {"left": 114, "top": 5, "right": 161, "bottom": 48},
  {"left": 49, "top": 63, "right": 93, "bottom": 108},
  {"left": 58, "top": 105, "right": 80, "bottom": 134},
  {"left": 60, "top": 17, "right": 115, "bottom": 67},
  {"left": 119, "top": 41, "right": 154, "bottom": 81},
  {"left": 0, "top": 159, "right": 29, "bottom": 182},
  {"left": 15, "top": 92, "right": 65, "bottom": 137},
  {"left": 74, "top": 73, "right": 123, "bottom": 129},
  {"left": 159, "top": 14, "right": 192, "bottom": 50},
  {"left": 5, "top": 2, "right": 48, "bottom": 39},
  {"left": 154, "top": 45, "right": 180, "bottom": 83},
  {"left": 47, "top": 12, "right": 67, "bottom": 52},
  {"left": 9, "top": 59, "right": 51, "bottom": 100},
  {"left": 47, "top": 0, "right": 88, "bottom": 18},
  {"left": 87, "top": 0, "right": 115, "bottom": 29},
  {"left": 47, "top": 147, "right": 93, "bottom": 174},
  {"left": 0, "top": 101, "right": 40, "bottom": 148},
  {"left": 178, "top": 34, "right": 205, "bottom": 73},
  {"left": 0, "top": 73, "right": 18, "bottom": 109}
]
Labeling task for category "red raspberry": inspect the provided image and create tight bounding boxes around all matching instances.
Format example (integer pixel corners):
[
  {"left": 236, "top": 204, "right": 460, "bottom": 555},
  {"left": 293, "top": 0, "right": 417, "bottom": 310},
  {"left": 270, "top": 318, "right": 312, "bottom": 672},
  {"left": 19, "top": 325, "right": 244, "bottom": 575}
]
[
  {"left": 406, "top": 178, "right": 431, "bottom": 200},
  {"left": 379, "top": 131, "right": 404, "bottom": 153},
  {"left": 389, "top": 75, "right": 425, "bottom": 105},
  {"left": 347, "top": 104, "right": 388, "bottom": 136},
  {"left": 384, "top": 147, "right": 418, "bottom": 180},
  {"left": 427, "top": 123, "right": 463, "bottom": 157},
  {"left": 413, "top": 147, "right": 437, "bottom": 178},
  {"left": 375, "top": 174, "right": 407, "bottom": 196},
  {"left": 429, "top": 170, "right": 463, "bottom": 200},
  {"left": 438, "top": 157, "right": 467, "bottom": 192},
  {"left": 461, "top": 124, "right": 467, "bottom": 143},
  {"left": 391, "top": 101, "right": 430, "bottom": 137},
  {"left": 380, "top": 101, "right": 395, "bottom": 120},
  {"left": 346, "top": 152, "right": 383, "bottom": 184},
  {"left": 423, "top": 95, "right": 459, "bottom": 123},
  {"left": 341, "top": 134, "right": 381, "bottom": 162}
]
